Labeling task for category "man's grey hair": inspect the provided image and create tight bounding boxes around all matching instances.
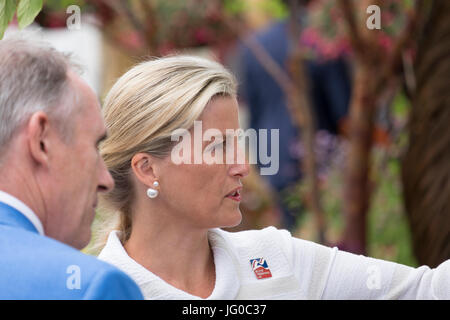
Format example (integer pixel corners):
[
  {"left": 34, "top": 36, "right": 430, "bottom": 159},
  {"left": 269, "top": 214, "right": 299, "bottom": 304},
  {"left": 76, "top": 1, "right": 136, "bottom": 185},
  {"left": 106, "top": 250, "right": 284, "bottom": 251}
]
[{"left": 0, "top": 36, "right": 80, "bottom": 158}]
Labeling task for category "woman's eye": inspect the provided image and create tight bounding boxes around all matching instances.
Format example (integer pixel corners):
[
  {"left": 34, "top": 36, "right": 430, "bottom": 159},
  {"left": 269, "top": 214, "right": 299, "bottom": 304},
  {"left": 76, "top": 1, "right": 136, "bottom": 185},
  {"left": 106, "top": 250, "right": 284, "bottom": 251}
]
[{"left": 205, "top": 141, "right": 223, "bottom": 152}]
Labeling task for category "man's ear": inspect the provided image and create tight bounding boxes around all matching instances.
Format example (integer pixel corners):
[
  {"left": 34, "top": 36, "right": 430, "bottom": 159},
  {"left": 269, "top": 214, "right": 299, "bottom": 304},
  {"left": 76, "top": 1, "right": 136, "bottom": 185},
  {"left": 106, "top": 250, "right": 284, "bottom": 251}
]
[
  {"left": 131, "top": 153, "right": 158, "bottom": 187},
  {"left": 27, "top": 112, "right": 52, "bottom": 166}
]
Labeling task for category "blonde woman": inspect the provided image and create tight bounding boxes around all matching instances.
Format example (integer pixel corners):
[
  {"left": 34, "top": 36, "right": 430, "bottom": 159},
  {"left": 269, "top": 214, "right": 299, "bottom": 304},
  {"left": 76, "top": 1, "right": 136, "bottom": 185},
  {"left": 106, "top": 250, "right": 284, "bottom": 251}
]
[{"left": 97, "top": 55, "right": 449, "bottom": 300}]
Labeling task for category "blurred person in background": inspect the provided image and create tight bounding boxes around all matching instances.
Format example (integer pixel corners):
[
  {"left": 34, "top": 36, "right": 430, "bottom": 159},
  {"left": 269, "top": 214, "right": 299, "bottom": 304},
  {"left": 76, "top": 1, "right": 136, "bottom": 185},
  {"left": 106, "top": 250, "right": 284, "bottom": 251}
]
[{"left": 238, "top": 0, "right": 351, "bottom": 230}]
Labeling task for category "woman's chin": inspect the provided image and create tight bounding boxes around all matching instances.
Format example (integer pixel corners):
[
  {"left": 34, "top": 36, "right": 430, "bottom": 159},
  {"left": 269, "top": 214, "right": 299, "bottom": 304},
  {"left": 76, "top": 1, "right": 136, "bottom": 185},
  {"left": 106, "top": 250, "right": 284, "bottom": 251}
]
[{"left": 220, "top": 209, "right": 242, "bottom": 229}]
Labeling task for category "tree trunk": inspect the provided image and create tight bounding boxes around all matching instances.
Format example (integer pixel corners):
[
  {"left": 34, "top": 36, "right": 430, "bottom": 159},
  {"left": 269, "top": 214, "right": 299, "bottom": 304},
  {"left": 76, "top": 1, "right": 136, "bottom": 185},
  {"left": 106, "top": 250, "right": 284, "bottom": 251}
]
[
  {"left": 401, "top": 0, "right": 450, "bottom": 267},
  {"left": 340, "top": 61, "right": 378, "bottom": 255}
]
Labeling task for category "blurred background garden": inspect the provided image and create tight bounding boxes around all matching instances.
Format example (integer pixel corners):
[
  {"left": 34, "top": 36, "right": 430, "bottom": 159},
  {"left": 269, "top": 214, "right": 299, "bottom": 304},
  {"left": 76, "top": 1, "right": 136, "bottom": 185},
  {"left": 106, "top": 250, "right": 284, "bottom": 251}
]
[{"left": 2, "top": 0, "right": 449, "bottom": 268}]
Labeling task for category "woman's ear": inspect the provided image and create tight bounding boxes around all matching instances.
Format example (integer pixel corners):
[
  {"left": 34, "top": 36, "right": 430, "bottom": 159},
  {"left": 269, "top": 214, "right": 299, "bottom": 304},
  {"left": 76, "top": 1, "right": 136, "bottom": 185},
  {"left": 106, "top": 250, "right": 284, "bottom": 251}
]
[{"left": 131, "top": 153, "right": 158, "bottom": 187}]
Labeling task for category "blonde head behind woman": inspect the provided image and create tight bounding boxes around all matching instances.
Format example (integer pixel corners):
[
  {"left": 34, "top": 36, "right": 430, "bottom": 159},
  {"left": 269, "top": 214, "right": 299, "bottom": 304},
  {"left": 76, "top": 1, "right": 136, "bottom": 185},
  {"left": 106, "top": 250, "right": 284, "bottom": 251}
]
[{"left": 99, "top": 55, "right": 237, "bottom": 244}]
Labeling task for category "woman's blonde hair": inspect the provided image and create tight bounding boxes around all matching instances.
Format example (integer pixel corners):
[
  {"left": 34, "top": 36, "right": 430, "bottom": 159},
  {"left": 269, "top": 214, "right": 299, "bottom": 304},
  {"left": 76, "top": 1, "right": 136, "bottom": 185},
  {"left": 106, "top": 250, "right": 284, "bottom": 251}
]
[{"left": 98, "top": 55, "right": 237, "bottom": 244}]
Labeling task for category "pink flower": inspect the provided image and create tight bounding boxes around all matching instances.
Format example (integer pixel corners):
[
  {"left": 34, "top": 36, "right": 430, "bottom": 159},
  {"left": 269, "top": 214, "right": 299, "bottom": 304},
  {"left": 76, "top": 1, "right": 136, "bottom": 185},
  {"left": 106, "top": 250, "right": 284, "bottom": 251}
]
[
  {"left": 194, "top": 28, "right": 212, "bottom": 45},
  {"left": 117, "top": 31, "right": 144, "bottom": 51},
  {"left": 378, "top": 34, "right": 393, "bottom": 52}
]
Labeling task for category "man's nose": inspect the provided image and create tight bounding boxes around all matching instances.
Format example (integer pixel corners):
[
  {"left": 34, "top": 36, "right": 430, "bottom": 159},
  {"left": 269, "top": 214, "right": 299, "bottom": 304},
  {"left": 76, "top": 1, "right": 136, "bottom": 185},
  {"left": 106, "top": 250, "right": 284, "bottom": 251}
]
[{"left": 98, "top": 159, "right": 115, "bottom": 193}]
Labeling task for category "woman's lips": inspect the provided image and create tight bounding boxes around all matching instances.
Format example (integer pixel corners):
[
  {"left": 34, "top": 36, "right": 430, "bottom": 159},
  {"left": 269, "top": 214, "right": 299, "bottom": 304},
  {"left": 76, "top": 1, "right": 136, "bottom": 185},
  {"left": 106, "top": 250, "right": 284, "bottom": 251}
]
[{"left": 225, "top": 189, "right": 242, "bottom": 202}]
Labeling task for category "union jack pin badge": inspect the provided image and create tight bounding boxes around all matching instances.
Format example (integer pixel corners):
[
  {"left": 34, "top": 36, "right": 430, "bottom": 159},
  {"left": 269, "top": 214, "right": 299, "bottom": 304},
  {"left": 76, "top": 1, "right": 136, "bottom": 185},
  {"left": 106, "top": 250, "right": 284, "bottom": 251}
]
[{"left": 250, "top": 258, "right": 272, "bottom": 280}]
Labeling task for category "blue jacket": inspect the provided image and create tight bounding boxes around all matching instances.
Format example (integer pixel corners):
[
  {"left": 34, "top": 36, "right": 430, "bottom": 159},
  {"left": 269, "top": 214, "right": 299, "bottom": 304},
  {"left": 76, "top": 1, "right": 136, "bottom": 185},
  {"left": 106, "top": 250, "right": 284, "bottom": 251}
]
[{"left": 0, "top": 202, "right": 143, "bottom": 300}]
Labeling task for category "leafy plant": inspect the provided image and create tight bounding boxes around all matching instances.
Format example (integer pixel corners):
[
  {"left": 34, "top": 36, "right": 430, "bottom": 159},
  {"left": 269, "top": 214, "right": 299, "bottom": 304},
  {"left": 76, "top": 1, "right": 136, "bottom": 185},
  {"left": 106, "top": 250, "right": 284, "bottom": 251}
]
[
  {"left": 288, "top": 93, "right": 418, "bottom": 266},
  {"left": 299, "top": 0, "right": 414, "bottom": 61},
  {"left": 0, "top": 0, "right": 44, "bottom": 39}
]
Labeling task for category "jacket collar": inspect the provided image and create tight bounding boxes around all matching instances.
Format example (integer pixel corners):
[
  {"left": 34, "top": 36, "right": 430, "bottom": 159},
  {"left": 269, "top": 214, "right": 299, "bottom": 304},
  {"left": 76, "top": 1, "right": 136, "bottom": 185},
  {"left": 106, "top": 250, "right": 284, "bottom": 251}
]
[
  {"left": 0, "top": 190, "right": 44, "bottom": 235},
  {"left": 0, "top": 201, "right": 40, "bottom": 234}
]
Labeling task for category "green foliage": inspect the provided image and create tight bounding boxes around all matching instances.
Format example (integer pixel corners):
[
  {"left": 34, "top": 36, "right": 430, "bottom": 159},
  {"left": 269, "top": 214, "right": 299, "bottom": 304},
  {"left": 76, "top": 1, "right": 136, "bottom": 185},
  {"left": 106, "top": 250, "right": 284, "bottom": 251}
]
[
  {"left": 0, "top": 0, "right": 18, "bottom": 39},
  {"left": 393, "top": 92, "right": 409, "bottom": 117},
  {"left": 287, "top": 94, "right": 417, "bottom": 266},
  {"left": 290, "top": 148, "right": 417, "bottom": 266},
  {"left": 0, "top": 0, "right": 44, "bottom": 39},
  {"left": 258, "top": 0, "right": 288, "bottom": 20},
  {"left": 223, "top": 0, "right": 248, "bottom": 15},
  {"left": 43, "top": 0, "right": 85, "bottom": 11},
  {"left": 367, "top": 151, "right": 418, "bottom": 267},
  {"left": 223, "top": 0, "right": 288, "bottom": 20},
  {"left": 17, "top": 0, "right": 43, "bottom": 29}
]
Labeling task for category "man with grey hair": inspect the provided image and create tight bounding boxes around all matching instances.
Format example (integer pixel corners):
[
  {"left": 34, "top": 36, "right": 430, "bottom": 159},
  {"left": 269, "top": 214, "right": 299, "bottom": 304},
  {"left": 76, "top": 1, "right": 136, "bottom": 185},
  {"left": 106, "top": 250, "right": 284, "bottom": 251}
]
[{"left": 0, "top": 37, "right": 143, "bottom": 299}]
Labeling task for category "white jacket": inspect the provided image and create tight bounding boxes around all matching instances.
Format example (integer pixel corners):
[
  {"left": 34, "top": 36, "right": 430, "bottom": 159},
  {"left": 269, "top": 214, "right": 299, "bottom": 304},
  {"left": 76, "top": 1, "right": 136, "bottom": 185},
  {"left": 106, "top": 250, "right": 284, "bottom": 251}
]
[{"left": 98, "top": 226, "right": 450, "bottom": 299}]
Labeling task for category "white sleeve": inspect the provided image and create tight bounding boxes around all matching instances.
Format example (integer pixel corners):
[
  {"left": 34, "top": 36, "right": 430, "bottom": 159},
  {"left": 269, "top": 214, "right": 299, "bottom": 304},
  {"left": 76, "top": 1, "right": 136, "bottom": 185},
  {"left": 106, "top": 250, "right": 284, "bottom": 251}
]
[{"left": 288, "top": 234, "right": 450, "bottom": 300}]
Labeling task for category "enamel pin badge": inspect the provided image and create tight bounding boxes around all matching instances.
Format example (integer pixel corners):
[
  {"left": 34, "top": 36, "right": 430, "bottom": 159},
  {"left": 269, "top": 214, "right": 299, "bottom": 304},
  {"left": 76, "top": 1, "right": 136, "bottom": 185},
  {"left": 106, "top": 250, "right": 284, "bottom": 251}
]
[{"left": 250, "top": 258, "right": 272, "bottom": 280}]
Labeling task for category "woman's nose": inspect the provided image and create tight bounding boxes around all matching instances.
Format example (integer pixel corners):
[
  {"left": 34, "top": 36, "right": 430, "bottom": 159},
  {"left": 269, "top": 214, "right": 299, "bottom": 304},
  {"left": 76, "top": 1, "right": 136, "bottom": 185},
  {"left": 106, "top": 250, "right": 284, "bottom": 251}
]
[
  {"left": 228, "top": 133, "right": 250, "bottom": 177},
  {"left": 229, "top": 157, "right": 250, "bottom": 178},
  {"left": 236, "top": 162, "right": 250, "bottom": 178}
]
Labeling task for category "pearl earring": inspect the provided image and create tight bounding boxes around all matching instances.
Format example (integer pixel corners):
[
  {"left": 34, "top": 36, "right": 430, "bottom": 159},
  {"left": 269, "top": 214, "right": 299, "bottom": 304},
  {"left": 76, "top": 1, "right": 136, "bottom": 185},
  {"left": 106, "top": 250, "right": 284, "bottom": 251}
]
[{"left": 146, "top": 181, "right": 159, "bottom": 199}]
